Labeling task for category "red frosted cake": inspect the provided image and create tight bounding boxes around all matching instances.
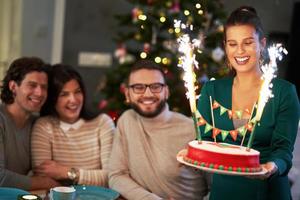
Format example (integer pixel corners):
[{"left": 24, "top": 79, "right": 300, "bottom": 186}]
[{"left": 183, "top": 140, "right": 262, "bottom": 173}]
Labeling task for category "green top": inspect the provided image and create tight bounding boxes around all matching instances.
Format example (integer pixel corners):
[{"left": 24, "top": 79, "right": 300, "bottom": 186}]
[{"left": 197, "top": 77, "right": 300, "bottom": 200}]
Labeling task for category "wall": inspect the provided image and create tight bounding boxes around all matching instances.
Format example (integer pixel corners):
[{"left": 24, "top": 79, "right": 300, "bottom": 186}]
[
  {"left": 21, "top": 0, "right": 54, "bottom": 62},
  {"left": 62, "top": 0, "right": 132, "bottom": 109},
  {"left": 224, "top": 0, "right": 295, "bottom": 33}
]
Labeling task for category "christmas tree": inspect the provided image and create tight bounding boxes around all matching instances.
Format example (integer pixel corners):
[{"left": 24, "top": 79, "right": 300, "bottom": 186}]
[{"left": 98, "top": 0, "right": 228, "bottom": 121}]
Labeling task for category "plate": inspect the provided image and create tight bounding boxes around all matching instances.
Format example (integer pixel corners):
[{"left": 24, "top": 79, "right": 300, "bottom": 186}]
[
  {"left": 74, "top": 185, "right": 119, "bottom": 200},
  {"left": 177, "top": 149, "right": 268, "bottom": 176},
  {"left": 0, "top": 187, "right": 30, "bottom": 200}
]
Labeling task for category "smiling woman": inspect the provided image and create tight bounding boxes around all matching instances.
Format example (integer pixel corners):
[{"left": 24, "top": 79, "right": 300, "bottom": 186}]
[
  {"left": 31, "top": 64, "right": 115, "bottom": 187},
  {"left": 197, "top": 5, "right": 300, "bottom": 200}
]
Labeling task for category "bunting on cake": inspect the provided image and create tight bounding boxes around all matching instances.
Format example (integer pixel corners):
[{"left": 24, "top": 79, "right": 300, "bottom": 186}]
[
  {"left": 221, "top": 131, "right": 229, "bottom": 141},
  {"left": 220, "top": 106, "right": 227, "bottom": 115},
  {"left": 211, "top": 100, "right": 253, "bottom": 119},
  {"left": 212, "top": 128, "right": 221, "bottom": 138},
  {"left": 195, "top": 98, "right": 257, "bottom": 142},
  {"left": 197, "top": 112, "right": 255, "bottom": 142}
]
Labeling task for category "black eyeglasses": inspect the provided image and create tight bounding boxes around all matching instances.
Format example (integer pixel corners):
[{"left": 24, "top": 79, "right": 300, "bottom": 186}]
[{"left": 129, "top": 83, "right": 166, "bottom": 94}]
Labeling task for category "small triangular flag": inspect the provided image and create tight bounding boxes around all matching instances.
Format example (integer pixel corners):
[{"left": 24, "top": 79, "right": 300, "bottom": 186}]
[
  {"left": 220, "top": 106, "right": 227, "bottom": 115},
  {"left": 235, "top": 110, "right": 243, "bottom": 119},
  {"left": 221, "top": 130, "right": 229, "bottom": 141},
  {"left": 238, "top": 126, "right": 246, "bottom": 137},
  {"left": 204, "top": 124, "right": 213, "bottom": 134},
  {"left": 244, "top": 108, "right": 251, "bottom": 115},
  {"left": 212, "top": 128, "right": 221, "bottom": 138},
  {"left": 245, "top": 123, "right": 253, "bottom": 132},
  {"left": 229, "top": 130, "right": 238, "bottom": 141},
  {"left": 197, "top": 116, "right": 206, "bottom": 126}
]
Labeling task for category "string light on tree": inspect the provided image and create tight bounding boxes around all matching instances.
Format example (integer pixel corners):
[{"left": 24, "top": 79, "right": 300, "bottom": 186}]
[{"left": 101, "top": 0, "right": 227, "bottom": 120}]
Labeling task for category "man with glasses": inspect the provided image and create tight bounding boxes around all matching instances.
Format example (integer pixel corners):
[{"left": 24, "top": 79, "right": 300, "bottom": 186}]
[{"left": 109, "top": 60, "right": 210, "bottom": 200}]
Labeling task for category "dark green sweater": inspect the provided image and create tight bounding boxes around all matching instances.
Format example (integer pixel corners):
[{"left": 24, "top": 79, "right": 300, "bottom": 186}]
[{"left": 197, "top": 77, "right": 299, "bottom": 200}]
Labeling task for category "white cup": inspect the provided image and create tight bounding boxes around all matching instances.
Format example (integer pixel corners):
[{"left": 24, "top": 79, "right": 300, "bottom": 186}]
[{"left": 49, "top": 186, "right": 76, "bottom": 200}]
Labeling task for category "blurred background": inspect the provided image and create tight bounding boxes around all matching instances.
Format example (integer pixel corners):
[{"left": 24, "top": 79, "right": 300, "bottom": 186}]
[
  {"left": 0, "top": 0, "right": 299, "bottom": 199},
  {"left": 0, "top": 0, "right": 299, "bottom": 114}
]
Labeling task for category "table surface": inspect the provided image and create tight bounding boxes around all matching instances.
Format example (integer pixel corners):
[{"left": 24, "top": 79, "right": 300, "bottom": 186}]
[{"left": 29, "top": 189, "right": 126, "bottom": 200}]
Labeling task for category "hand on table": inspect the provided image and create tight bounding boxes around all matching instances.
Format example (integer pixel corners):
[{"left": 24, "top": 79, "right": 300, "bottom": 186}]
[
  {"left": 30, "top": 176, "right": 61, "bottom": 190},
  {"left": 33, "top": 160, "right": 70, "bottom": 180}
]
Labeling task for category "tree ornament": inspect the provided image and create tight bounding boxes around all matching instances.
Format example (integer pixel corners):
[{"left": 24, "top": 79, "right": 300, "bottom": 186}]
[
  {"left": 98, "top": 99, "right": 108, "bottom": 110},
  {"left": 132, "top": 7, "right": 142, "bottom": 22},
  {"left": 212, "top": 47, "right": 225, "bottom": 62},
  {"left": 147, "top": 0, "right": 154, "bottom": 5},
  {"left": 119, "top": 83, "right": 126, "bottom": 94},
  {"left": 170, "top": 0, "right": 180, "bottom": 13},
  {"left": 143, "top": 43, "right": 151, "bottom": 53},
  {"left": 107, "top": 110, "right": 119, "bottom": 121},
  {"left": 114, "top": 44, "right": 127, "bottom": 63}
]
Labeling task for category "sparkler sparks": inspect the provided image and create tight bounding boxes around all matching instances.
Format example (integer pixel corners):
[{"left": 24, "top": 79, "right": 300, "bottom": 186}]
[
  {"left": 175, "top": 20, "right": 202, "bottom": 141},
  {"left": 255, "top": 43, "right": 288, "bottom": 122},
  {"left": 247, "top": 43, "right": 288, "bottom": 150},
  {"left": 175, "top": 20, "right": 200, "bottom": 113}
]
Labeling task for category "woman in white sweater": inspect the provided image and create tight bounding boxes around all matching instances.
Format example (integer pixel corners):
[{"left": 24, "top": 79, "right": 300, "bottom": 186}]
[{"left": 31, "top": 64, "right": 115, "bottom": 186}]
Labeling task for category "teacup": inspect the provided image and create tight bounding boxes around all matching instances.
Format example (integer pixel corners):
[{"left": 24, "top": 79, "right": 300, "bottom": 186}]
[{"left": 49, "top": 186, "right": 76, "bottom": 200}]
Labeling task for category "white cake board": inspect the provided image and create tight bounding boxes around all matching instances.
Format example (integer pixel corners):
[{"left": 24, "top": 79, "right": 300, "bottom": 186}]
[{"left": 177, "top": 149, "right": 268, "bottom": 176}]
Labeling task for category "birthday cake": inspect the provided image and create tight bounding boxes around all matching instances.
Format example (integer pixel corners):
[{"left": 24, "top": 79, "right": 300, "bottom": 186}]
[{"left": 183, "top": 140, "right": 262, "bottom": 173}]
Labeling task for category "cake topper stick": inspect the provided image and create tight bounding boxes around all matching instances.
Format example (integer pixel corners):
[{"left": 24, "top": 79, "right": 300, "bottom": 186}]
[
  {"left": 246, "top": 43, "right": 287, "bottom": 151},
  {"left": 175, "top": 20, "right": 202, "bottom": 143},
  {"left": 209, "top": 96, "right": 216, "bottom": 143},
  {"left": 240, "top": 103, "right": 256, "bottom": 147}
]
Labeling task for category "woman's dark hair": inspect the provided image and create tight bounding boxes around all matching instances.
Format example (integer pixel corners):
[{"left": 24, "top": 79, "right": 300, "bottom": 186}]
[
  {"left": 224, "top": 6, "right": 265, "bottom": 41},
  {"left": 0, "top": 57, "right": 48, "bottom": 104},
  {"left": 40, "top": 64, "right": 98, "bottom": 120}
]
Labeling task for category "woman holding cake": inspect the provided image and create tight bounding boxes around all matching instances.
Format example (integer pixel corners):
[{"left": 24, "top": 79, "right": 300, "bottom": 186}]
[
  {"left": 197, "top": 6, "right": 300, "bottom": 200},
  {"left": 31, "top": 64, "right": 115, "bottom": 186}
]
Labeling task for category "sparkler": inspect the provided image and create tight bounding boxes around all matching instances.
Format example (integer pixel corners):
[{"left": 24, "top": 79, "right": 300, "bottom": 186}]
[
  {"left": 246, "top": 43, "right": 288, "bottom": 150},
  {"left": 175, "top": 20, "right": 202, "bottom": 142}
]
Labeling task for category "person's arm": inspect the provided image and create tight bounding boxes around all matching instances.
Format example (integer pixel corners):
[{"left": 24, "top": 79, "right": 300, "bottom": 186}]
[
  {"left": 0, "top": 119, "right": 58, "bottom": 190},
  {"left": 268, "top": 83, "right": 300, "bottom": 177},
  {"left": 30, "top": 176, "right": 60, "bottom": 190},
  {"left": 33, "top": 115, "right": 115, "bottom": 186},
  {"left": 0, "top": 127, "right": 31, "bottom": 189},
  {"left": 31, "top": 118, "right": 53, "bottom": 168},
  {"left": 108, "top": 121, "right": 162, "bottom": 200},
  {"left": 78, "top": 114, "right": 115, "bottom": 186}
]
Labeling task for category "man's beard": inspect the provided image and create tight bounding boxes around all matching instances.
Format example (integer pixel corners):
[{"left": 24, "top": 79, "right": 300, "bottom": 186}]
[{"left": 130, "top": 99, "right": 167, "bottom": 118}]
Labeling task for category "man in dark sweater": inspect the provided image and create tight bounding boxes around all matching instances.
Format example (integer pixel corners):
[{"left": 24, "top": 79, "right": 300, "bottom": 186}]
[{"left": 0, "top": 57, "right": 59, "bottom": 190}]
